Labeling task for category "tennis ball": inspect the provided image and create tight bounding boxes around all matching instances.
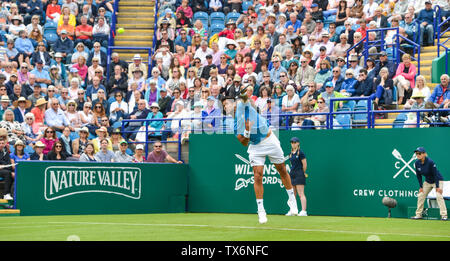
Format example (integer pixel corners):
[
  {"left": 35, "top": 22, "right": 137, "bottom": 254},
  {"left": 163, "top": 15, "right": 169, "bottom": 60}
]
[{"left": 117, "top": 28, "right": 125, "bottom": 34}]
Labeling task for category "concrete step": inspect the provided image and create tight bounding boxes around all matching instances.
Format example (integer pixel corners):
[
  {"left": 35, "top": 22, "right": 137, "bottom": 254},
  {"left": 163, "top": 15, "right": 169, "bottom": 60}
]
[
  {"left": 114, "top": 39, "right": 153, "bottom": 47},
  {"left": 119, "top": 12, "right": 155, "bottom": 18},
  {"left": 115, "top": 24, "right": 154, "bottom": 29},
  {"left": 119, "top": 6, "right": 154, "bottom": 11},
  {"left": 374, "top": 118, "right": 395, "bottom": 128},
  {"left": 118, "top": 17, "right": 155, "bottom": 24},
  {"left": 120, "top": 1, "right": 155, "bottom": 6}
]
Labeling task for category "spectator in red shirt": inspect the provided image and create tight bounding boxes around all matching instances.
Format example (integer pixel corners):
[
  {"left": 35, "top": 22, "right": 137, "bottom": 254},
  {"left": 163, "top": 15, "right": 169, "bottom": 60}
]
[
  {"left": 218, "top": 20, "right": 237, "bottom": 40},
  {"left": 355, "top": 18, "right": 367, "bottom": 39},
  {"left": 75, "top": 15, "right": 93, "bottom": 49},
  {"left": 145, "top": 141, "right": 182, "bottom": 163}
]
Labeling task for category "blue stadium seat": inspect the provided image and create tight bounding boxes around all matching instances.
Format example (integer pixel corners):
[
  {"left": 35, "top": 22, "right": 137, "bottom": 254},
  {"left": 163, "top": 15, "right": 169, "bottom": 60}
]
[
  {"left": 393, "top": 113, "right": 408, "bottom": 128},
  {"left": 351, "top": 24, "right": 360, "bottom": 31},
  {"left": 336, "top": 114, "right": 352, "bottom": 129},
  {"left": 210, "top": 12, "right": 225, "bottom": 25},
  {"left": 70, "top": 131, "right": 80, "bottom": 140},
  {"left": 210, "top": 23, "right": 225, "bottom": 36},
  {"left": 24, "top": 145, "right": 34, "bottom": 155},
  {"left": 44, "top": 32, "right": 58, "bottom": 45},
  {"left": 336, "top": 25, "right": 345, "bottom": 36},
  {"left": 226, "top": 11, "right": 240, "bottom": 23},
  {"left": 356, "top": 100, "right": 368, "bottom": 108},
  {"left": 242, "top": 1, "right": 253, "bottom": 12},
  {"left": 342, "top": 100, "right": 356, "bottom": 111},
  {"left": 353, "top": 106, "right": 368, "bottom": 124},
  {"left": 193, "top": 11, "right": 209, "bottom": 26}
]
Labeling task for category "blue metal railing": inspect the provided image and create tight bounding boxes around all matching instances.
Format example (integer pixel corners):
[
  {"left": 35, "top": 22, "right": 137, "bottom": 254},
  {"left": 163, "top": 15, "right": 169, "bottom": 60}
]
[
  {"left": 435, "top": 5, "right": 450, "bottom": 75},
  {"left": 346, "top": 27, "right": 401, "bottom": 68},
  {"left": 108, "top": 0, "right": 119, "bottom": 48},
  {"left": 121, "top": 105, "right": 450, "bottom": 161}
]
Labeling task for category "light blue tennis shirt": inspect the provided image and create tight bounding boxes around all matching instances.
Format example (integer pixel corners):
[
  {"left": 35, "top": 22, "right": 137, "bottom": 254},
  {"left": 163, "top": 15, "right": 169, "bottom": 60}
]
[{"left": 235, "top": 101, "right": 270, "bottom": 145}]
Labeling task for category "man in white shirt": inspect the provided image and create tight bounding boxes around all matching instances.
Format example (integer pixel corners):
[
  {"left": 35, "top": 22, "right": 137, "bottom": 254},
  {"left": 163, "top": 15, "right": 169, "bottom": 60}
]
[
  {"left": 273, "top": 34, "right": 291, "bottom": 59},
  {"left": 363, "top": 0, "right": 379, "bottom": 21},
  {"left": 194, "top": 40, "right": 213, "bottom": 65},
  {"left": 319, "top": 32, "right": 334, "bottom": 56}
]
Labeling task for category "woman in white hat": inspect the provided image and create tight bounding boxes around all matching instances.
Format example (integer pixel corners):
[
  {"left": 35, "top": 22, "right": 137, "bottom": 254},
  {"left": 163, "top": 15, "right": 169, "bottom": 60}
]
[
  {"left": 12, "top": 96, "right": 32, "bottom": 123},
  {"left": 71, "top": 42, "right": 89, "bottom": 64},
  {"left": 166, "top": 99, "right": 189, "bottom": 140},
  {"left": 135, "top": 102, "right": 164, "bottom": 143},
  {"left": 182, "top": 101, "right": 203, "bottom": 143},
  {"left": 92, "top": 126, "right": 112, "bottom": 153},
  {"left": 30, "top": 141, "right": 47, "bottom": 161},
  {"left": 10, "top": 139, "right": 29, "bottom": 164},
  {"left": 21, "top": 112, "right": 42, "bottom": 145},
  {"left": 9, "top": 15, "right": 25, "bottom": 38},
  {"left": 404, "top": 91, "right": 427, "bottom": 128},
  {"left": 128, "top": 68, "right": 146, "bottom": 93}
]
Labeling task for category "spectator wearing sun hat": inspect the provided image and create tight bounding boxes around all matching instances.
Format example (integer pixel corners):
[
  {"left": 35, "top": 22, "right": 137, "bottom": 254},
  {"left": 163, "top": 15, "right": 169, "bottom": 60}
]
[
  {"left": 29, "top": 141, "right": 48, "bottom": 161},
  {"left": 12, "top": 96, "right": 31, "bottom": 123},
  {"left": 128, "top": 54, "right": 148, "bottom": 80},
  {"left": 135, "top": 102, "right": 164, "bottom": 142}
]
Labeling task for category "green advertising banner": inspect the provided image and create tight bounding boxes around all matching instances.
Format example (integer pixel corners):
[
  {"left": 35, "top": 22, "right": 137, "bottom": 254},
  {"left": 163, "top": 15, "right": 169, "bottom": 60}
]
[
  {"left": 188, "top": 128, "right": 450, "bottom": 218},
  {"left": 16, "top": 162, "right": 188, "bottom": 216}
]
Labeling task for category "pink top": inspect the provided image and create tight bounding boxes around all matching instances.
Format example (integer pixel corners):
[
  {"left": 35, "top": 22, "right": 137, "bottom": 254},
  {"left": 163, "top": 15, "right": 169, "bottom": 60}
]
[
  {"left": 73, "top": 64, "right": 88, "bottom": 80},
  {"left": 41, "top": 137, "right": 58, "bottom": 155},
  {"left": 394, "top": 62, "right": 417, "bottom": 88},
  {"left": 176, "top": 6, "right": 193, "bottom": 19}
]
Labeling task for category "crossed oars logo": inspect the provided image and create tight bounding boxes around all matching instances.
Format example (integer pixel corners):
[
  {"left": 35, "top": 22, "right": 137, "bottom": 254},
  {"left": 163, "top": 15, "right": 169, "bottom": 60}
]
[{"left": 392, "top": 149, "right": 417, "bottom": 179}]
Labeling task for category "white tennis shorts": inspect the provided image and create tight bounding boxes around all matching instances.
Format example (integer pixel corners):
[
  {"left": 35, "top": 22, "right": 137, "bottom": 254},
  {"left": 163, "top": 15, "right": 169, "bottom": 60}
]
[{"left": 247, "top": 132, "right": 285, "bottom": 167}]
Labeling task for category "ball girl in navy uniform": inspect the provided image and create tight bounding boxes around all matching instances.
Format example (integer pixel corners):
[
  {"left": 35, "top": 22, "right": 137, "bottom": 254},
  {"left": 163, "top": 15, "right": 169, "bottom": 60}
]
[{"left": 288, "top": 137, "right": 308, "bottom": 216}]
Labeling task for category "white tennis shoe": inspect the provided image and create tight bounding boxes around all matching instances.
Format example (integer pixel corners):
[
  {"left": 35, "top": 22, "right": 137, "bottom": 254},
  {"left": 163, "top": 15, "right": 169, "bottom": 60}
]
[
  {"left": 258, "top": 211, "right": 267, "bottom": 224},
  {"left": 298, "top": 210, "right": 308, "bottom": 216},
  {"left": 285, "top": 200, "right": 299, "bottom": 216}
]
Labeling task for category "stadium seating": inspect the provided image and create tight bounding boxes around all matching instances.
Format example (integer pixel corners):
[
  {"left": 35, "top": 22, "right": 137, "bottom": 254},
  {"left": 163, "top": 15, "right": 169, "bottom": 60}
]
[
  {"left": 242, "top": 1, "right": 253, "bottom": 12},
  {"left": 225, "top": 11, "right": 240, "bottom": 23},
  {"left": 209, "top": 23, "right": 225, "bottom": 36},
  {"left": 193, "top": 11, "right": 209, "bottom": 27},
  {"left": 210, "top": 12, "right": 225, "bottom": 25}
]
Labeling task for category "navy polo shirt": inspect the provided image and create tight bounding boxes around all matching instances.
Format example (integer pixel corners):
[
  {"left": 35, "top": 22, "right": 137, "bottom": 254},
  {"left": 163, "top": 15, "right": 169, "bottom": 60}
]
[{"left": 414, "top": 157, "right": 444, "bottom": 188}]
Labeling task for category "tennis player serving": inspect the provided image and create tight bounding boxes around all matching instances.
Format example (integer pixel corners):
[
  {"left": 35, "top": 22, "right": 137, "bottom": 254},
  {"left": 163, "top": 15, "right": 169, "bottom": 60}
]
[{"left": 235, "top": 87, "right": 299, "bottom": 224}]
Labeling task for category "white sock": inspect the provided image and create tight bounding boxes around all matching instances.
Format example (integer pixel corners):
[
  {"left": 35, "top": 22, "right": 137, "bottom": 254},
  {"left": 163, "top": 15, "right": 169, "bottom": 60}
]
[
  {"left": 286, "top": 188, "right": 295, "bottom": 202},
  {"left": 256, "top": 199, "right": 265, "bottom": 212}
]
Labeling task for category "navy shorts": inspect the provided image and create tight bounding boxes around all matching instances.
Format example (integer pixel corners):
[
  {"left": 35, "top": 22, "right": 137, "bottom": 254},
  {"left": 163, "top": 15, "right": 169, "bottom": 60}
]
[{"left": 290, "top": 171, "right": 306, "bottom": 186}]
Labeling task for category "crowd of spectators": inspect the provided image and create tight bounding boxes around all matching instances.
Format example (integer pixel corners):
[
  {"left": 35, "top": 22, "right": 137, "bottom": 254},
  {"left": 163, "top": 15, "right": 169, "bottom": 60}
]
[
  {"left": 2, "top": 0, "right": 450, "bottom": 200},
  {"left": 152, "top": 0, "right": 449, "bottom": 130}
]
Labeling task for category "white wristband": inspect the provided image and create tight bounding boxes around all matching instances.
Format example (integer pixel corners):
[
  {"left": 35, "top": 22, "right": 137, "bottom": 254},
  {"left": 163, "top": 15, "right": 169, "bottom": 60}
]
[{"left": 243, "top": 129, "right": 250, "bottom": 138}]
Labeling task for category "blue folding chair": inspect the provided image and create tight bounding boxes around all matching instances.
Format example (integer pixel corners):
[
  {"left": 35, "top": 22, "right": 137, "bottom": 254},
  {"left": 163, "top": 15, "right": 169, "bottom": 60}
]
[
  {"left": 209, "top": 12, "right": 225, "bottom": 25},
  {"left": 44, "top": 32, "right": 58, "bottom": 45},
  {"left": 242, "top": 1, "right": 253, "bottom": 12},
  {"left": 392, "top": 113, "right": 408, "bottom": 128},
  {"left": 336, "top": 114, "right": 352, "bottom": 129},
  {"left": 226, "top": 11, "right": 240, "bottom": 23},
  {"left": 193, "top": 11, "right": 209, "bottom": 26},
  {"left": 210, "top": 23, "right": 225, "bottom": 36}
]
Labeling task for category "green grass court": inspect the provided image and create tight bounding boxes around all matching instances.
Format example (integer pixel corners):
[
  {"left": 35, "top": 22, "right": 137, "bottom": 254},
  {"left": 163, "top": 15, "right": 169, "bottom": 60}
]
[{"left": 0, "top": 213, "right": 449, "bottom": 241}]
